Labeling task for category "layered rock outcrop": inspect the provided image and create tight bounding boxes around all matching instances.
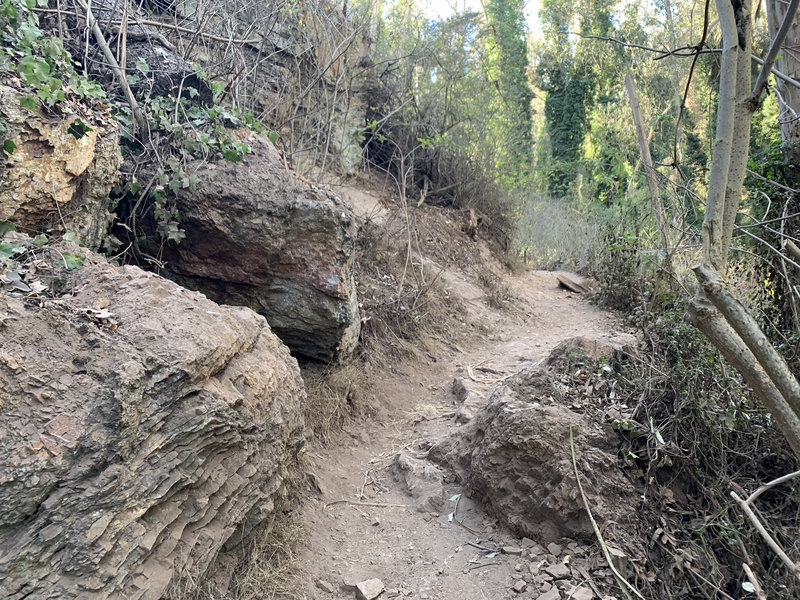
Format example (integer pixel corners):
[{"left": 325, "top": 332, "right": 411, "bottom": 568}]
[
  {"left": 0, "top": 243, "right": 306, "bottom": 599},
  {"left": 0, "top": 83, "right": 121, "bottom": 249},
  {"left": 431, "top": 368, "right": 638, "bottom": 545},
  {"left": 160, "top": 131, "right": 360, "bottom": 361}
]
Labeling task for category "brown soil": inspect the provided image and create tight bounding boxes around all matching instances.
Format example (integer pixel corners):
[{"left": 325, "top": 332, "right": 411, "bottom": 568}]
[{"left": 289, "top": 248, "right": 633, "bottom": 600}]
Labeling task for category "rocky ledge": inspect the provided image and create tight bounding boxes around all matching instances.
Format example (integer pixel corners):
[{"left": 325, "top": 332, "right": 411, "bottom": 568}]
[{"left": 0, "top": 243, "right": 306, "bottom": 599}]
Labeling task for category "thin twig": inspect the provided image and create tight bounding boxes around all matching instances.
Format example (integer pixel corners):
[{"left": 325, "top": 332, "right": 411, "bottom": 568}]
[
  {"left": 33, "top": 7, "right": 264, "bottom": 44},
  {"left": 73, "top": 0, "right": 149, "bottom": 142},
  {"left": 672, "top": 0, "right": 711, "bottom": 171},
  {"left": 747, "top": 0, "right": 800, "bottom": 106},
  {"left": 731, "top": 490, "right": 800, "bottom": 580},
  {"left": 468, "top": 561, "right": 502, "bottom": 571},
  {"left": 324, "top": 500, "right": 407, "bottom": 509},
  {"left": 570, "top": 426, "right": 645, "bottom": 600},
  {"left": 465, "top": 541, "right": 495, "bottom": 552},
  {"left": 467, "top": 364, "right": 513, "bottom": 384},
  {"left": 358, "top": 469, "right": 370, "bottom": 500},
  {"left": 579, "top": 33, "right": 800, "bottom": 90},
  {"left": 736, "top": 227, "right": 800, "bottom": 271},
  {"left": 745, "top": 168, "right": 800, "bottom": 194},
  {"left": 742, "top": 563, "right": 767, "bottom": 600},
  {"left": 745, "top": 469, "right": 800, "bottom": 505}
]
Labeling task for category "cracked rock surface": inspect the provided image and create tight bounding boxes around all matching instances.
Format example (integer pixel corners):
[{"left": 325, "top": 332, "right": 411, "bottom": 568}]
[{"left": 0, "top": 245, "right": 305, "bottom": 599}]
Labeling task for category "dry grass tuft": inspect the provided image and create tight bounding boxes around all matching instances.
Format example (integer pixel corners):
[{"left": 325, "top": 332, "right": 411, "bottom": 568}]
[
  {"left": 166, "top": 509, "right": 304, "bottom": 600},
  {"left": 302, "top": 360, "right": 372, "bottom": 441},
  {"left": 228, "top": 513, "right": 305, "bottom": 600},
  {"left": 354, "top": 207, "right": 474, "bottom": 367}
]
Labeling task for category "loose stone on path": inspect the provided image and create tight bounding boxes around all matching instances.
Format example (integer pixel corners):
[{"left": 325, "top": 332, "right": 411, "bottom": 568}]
[
  {"left": 544, "top": 563, "right": 571, "bottom": 579},
  {"left": 355, "top": 578, "right": 385, "bottom": 600}
]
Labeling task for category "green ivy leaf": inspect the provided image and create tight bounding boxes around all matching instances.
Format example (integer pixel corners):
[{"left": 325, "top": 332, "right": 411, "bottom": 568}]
[
  {"left": 0, "top": 221, "right": 16, "bottom": 237},
  {"left": 2, "top": 139, "right": 15, "bottom": 154},
  {"left": 62, "top": 252, "right": 84, "bottom": 269},
  {"left": 67, "top": 118, "right": 92, "bottom": 139},
  {"left": 33, "top": 234, "right": 48, "bottom": 247},
  {"left": 18, "top": 95, "right": 38, "bottom": 111},
  {"left": 185, "top": 173, "right": 201, "bottom": 193},
  {"left": 166, "top": 226, "right": 186, "bottom": 244},
  {"left": 135, "top": 57, "right": 150, "bottom": 75},
  {"left": 221, "top": 148, "right": 240, "bottom": 161}
]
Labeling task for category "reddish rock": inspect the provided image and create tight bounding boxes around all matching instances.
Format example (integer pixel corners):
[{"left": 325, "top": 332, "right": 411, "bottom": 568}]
[{"left": 159, "top": 132, "right": 360, "bottom": 361}]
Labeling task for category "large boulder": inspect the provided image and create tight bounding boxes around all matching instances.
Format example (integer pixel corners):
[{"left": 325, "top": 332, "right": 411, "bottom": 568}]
[
  {"left": 158, "top": 131, "right": 360, "bottom": 361},
  {"left": 0, "top": 83, "right": 121, "bottom": 249},
  {"left": 430, "top": 369, "right": 638, "bottom": 545},
  {"left": 0, "top": 243, "right": 306, "bottom": 599}
]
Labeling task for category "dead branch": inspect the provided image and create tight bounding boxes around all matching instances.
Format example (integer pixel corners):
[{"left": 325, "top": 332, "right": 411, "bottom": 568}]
[
  {"left": 324, "top": 500, "right": 407, "bottom": 509},
  {"left": 742, "top": 563, "right": 767, "bottom": 600},
  {"left": 467, "top": 364, "right": 513, "bottom": 384},
  {"left": 731, "top": 489, "right": 800, "bottom": 581},
  {"left": 569, "top": 427, "right": 645, "bottom": 600},
  {"left": 73, "top": 0, "right": 149, "bottom": 141},
  {"left": 580, "top": 34, "right": 800, "bottom": 91},
  {"left": 745, "top": 469, "right": 800, "bottom": 505},
  {"left": 748, "top": 0, "right": 800, "bottom": 106},
  {"left": 783, "top": 240, "right": 800, "bottom": 265}
]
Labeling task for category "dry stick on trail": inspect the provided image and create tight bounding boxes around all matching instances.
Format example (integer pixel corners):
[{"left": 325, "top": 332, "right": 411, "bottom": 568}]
[
  {"left": 324, "top": 500, "right": 407, "bottom": 509},
  {"left": 569, "top": 427, "right": 644, "bottom": 600}
]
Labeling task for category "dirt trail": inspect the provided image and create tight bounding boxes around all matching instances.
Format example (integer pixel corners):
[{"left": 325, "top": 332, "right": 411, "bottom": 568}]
[{"left": 290, "top": 267, "right": 631, "bottom": 600}]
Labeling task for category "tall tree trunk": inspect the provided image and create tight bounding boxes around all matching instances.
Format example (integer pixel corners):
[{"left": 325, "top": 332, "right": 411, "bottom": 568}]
[
  {"left": 625, "top": 71, "right": 670, "bottom": 250},
  {"left": 766, "top": 0, "right": 800, "bottom": 142},
  {"left": 687, "top": 0, "right": 800, "bottom": 459}
]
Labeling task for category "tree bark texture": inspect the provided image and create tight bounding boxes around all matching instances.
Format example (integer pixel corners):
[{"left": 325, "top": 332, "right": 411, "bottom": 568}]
[
  {"left": 686, "top": 289, "right": 800, "bottom": 458},
  {"left": 766, "top": 0, "right": 800, "bottom": 141},
  {"left": 701, "top": 0, "right": 740, "bottom": 272},
  {"left": 689, "top": 0, "right": 800, "bottom": 459}
]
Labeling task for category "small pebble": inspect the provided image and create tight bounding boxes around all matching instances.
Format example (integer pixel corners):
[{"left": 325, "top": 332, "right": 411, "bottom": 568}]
[{"left": 512, "top": 579, "right": 528, "bottom": 593}]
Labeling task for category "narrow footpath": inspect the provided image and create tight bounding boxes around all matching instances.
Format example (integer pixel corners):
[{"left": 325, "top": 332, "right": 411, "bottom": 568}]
[{"left": 291, "top": 269, "right": 632, "bottom": 600}]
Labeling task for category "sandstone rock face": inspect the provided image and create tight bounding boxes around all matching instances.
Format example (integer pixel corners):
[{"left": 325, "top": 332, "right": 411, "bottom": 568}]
[
  {"left": 431, "top": 369, "right": 637, "bottom": 544},
  {"left": 0, "top": 83, "right": 121, "bottom": 249},
  {"left": 161, "top": 132, "right": 360, "bottom": 361},
  {"left": 0, "top": 244, "right": 306, "bottom": 599}
]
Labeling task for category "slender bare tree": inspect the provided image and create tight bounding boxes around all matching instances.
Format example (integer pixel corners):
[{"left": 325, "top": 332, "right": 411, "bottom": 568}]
[{"left": 686, "top": 0, "right": 800, "bottom": 458}]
